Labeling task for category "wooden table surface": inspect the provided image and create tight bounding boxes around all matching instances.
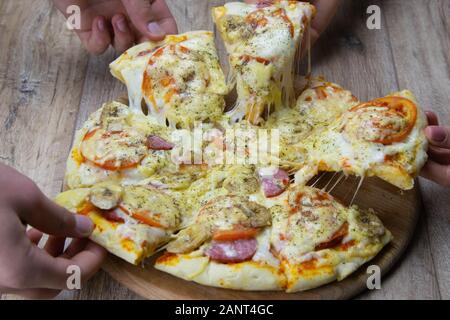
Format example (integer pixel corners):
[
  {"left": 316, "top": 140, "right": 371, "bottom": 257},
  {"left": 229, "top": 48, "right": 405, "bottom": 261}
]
[{"left": 1, "top": 0, "right": 449, "bottom": 300}]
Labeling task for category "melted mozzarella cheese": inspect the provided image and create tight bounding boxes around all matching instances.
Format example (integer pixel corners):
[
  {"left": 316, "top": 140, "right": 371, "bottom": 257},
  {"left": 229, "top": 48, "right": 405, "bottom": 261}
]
[
  {"left": 270, "top": 186, "right": 348, "bottom": 261},
  {"left": 214, "top": 1, "right": 315, "bottom": 124},
  {"left": 252, "top": 228, "right": 280, "bottom": 267},
  {"left": 294, "top": 90, "right": 428, "bottom": 188},
  {"left": 110, "top": 31, "right": 227, "bottom": 128}
]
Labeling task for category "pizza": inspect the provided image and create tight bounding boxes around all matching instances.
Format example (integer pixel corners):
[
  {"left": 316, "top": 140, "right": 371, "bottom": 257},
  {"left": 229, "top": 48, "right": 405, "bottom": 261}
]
[
  {"left": 55, "top": 183, "right": 180, "bottom": 265},
  {"left": 155, "top": 186, "right": 391, "bottom": 292},
  {"left": 65, "top": 100, "right": 209, "bottom": 190},
  {"left": 110, "top": 31, "right": 228, "bottom": 128},
  {"left": 264, "top": 78, "right": 359, "bottom": 163},
  {"left": 54, "top": 1, "right": 429, "bottom": 293},
  {"left": 293, "top": 90, "right": 428, "bottom": 190},
  {"left": 213, "top": 0, "right": 316, "bottom": 124}
]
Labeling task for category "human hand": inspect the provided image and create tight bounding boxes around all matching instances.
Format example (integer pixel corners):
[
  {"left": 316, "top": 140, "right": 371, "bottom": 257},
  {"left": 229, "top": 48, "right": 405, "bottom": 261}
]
[
  {"left": 0, "top": 163, "right": 107, "bottom": 299},
  {"left": 420, "top": 111, "right": 450, "bottom": 187},
  {"left": 53, "top": 0, "right": 178, "bottom": 54},
  {"left": 245, "top": 0, "right": 341, "bottom": 48}
]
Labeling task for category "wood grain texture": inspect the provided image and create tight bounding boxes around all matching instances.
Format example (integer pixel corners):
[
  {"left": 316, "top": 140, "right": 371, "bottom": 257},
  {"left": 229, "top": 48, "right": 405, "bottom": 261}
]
[
  {"left": 381, "top": 0, "right": 450, "bottom": 299},
  {"left": 1, "top": 0, "right": 449, "bottom": 300},
  {"left": 0, "top": 0, "right": 89, "bottom": 300}
]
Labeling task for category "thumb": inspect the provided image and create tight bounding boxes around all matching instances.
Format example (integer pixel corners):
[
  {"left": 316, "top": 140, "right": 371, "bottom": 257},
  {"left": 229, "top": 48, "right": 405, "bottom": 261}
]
[
  {"left": 121, "top": 0, "right": 178, "bottom": 41},
  {"left": 19, "top": 192, "right": 94, "bottom": 238}
]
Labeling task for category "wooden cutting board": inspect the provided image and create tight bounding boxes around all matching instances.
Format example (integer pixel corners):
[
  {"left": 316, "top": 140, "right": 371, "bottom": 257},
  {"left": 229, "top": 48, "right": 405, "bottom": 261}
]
[{"left": 102, "top": 175, "right": 421, "bottom": 300}]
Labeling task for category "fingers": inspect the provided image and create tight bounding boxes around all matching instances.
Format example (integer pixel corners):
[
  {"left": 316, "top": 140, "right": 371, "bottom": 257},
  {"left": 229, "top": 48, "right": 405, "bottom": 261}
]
[
  {"left": 309, "top": 0, "right": 341, "bottom": 40},
  {"left": 44, "top": 236, "right": 67, "bottom": 257},
  {"left": 27, "top": 229, "right": 66, "bottom": 256},
  {"left": 420, "top": 160, "right": 450, "bottom": 188},
  {"left": 21, "top": 239, "right": 106, "bottom": 290},
  {"left": 425, "top": 110, "right": 439, "bottom": 126},
  {"left": 78, "top": 16, "right": 112, "bottom": 55},
  {"left": 121, "top": 0, "right": 178, "bottom": 41},
  {"left": 300, "top": 0, "right": 341, "bottom": 56},
  {"left": 18, "top": 191, "right": 93, "bottom": 238},
  {"left": 27, "top": 228, "right": 43, "bottom": 245},
  {"left": 111, "top": 14, "right": 135, "bottom": 53},
  {"left": 425, "top": 125, "right": 450, "bottom": 149},
  {"left": 60, "top": 238, "right": 89, "bottom": 259},
  {"left": 428, "top": 145, "right": 450, "bottom": 165},
  {"left": 69, "top": 241, "right": 108, "bottom": 282}
]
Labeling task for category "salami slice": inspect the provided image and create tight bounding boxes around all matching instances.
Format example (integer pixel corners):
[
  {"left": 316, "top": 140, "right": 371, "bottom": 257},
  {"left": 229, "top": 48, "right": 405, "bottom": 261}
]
[
  {"left": 146, "top": 135, "right": 174, "bottom": 150},
  {"left": 205, "top": 238, "right": 258, "bottom": 263},
  {"left": 260, "top": 168, "right": 290, "bottom": 198},
  {"left": 101, "top": 209, "right": 125, "bottom": 223}
]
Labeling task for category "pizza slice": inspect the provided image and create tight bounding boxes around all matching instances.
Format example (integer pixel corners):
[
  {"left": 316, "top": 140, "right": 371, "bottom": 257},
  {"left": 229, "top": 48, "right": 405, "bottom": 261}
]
[
  {"left": 294, "top": 90, "right": 429, "bottom": 190},
  {"left": 270, "top": 185, "right": 392, "bottom": 292},
  {"left": 65, "top": 101, "right": 178, "bottom": 189},
  {"left": 213, "top": 1, "right": 316, "bottom": 124},
  {"left": 155, "top": 195, "right": 287, "bottom": 291},
  {"left": 55, "top": 183, "right": 181, "bottom": 265},
  {"left": 155, "top": 184, "right": 391, "bottom": 292},
  {"left": 110, "top": 31, "right": 228, "bottom": 128},
  {"left": 265, "top": 78, "right": 359, "bottom": 164}
]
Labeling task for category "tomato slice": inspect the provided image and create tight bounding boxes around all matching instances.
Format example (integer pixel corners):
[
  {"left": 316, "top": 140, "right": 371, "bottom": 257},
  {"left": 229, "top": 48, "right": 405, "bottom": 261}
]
[
  {"left": 143, "top": 44, "right": 187, "bottom": 111},
  {"left": 246, "top": 7, "right": 294, "bottom": 37},
  {"left": 349, "top": 96, "right": 417, "bottom": 145},
  {"left": 95, "top": 158, "right": 140, "bottom": 171},
  {"left": 314, "top": 222, "right": 348, "bottom": 251},
  {"left": 212, "top": 227, "right": 260, "bottom": 241},
  {"left": 118, "top": 205, "right": 163, "bottom": 228},
  {"left": 81, "top": 129, "right": 146, "bottom": 171},
  {"left": 246, "top": 9, "right": 269, "bottom": 29},
  {"left": 241, "top": 54, "right": 271, "bottom": 66},
  {"left": 272, "top": 8, "right": 294, "bottom": 37}
]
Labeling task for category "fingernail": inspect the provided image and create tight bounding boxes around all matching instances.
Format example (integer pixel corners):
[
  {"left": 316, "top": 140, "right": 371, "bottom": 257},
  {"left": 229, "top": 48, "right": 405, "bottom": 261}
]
[
  {"left": 116, "top": 17, "right": 128, "bottom": 33},
  {"left": 147, "top": 22, "right": 165, "bottom": 36},
  {"left": 75, "top": 215, "right": 94, "bottom": 236},
  {"left": 428, "top": 126, "right": 447, "bottom": 142},
  {"left": 97, "top": 18, "right": 106, "bottom": 32}
]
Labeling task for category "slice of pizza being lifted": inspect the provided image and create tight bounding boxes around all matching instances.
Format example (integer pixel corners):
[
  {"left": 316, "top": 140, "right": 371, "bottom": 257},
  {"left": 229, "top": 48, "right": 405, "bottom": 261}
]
[
  {"left": 294, "top": 90, "right": 429, "bottom": 190},
  {"left": 213, "top": 1, "right": 316, "bottom": 124},
  {"left": 64, "top": 101, "right": 177, "bottom": 189},
  {"left": 55, "top": 183, "right": 181, "bottom": 265},
  {"left": 270, "top": 185, "right": 392, "bottom": 292},
  {"left": 110, "top": 31, "right": 228, "bottom": 128}
]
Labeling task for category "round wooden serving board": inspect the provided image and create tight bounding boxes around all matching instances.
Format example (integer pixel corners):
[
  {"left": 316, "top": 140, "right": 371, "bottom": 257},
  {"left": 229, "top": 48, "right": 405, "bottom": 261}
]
[{"left": 102, "top": 175, "right": 421, "bottom": 300}]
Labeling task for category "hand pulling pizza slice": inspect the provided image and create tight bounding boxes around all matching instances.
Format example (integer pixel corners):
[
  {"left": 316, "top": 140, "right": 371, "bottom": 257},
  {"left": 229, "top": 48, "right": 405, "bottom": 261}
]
[
  {"left": 294, "top": 90, "right": 428, "bottom": 190},
  {"left": 155, "top": 195, "right": 287, "bottom": 291},
  {"left": 55, "top": 183, "right": 181, "bottom": 265},
  {"left": 65, "top": 101, "right": 177, "bottom": 189},
  {"left": 110, "top": 31, "right": 228, "bottom": 128},
  {"left": 213, "top": 1, "right": 316, "bottom": 124},
  {"left": 270, "top": 185, "right": 392, "bottom": 292}
]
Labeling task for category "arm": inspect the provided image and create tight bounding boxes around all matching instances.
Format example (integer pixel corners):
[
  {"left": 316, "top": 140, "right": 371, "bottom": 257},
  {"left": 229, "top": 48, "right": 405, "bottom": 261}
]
[{"left": 0, "top": 163, "right": 106, "bottom": 299}]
